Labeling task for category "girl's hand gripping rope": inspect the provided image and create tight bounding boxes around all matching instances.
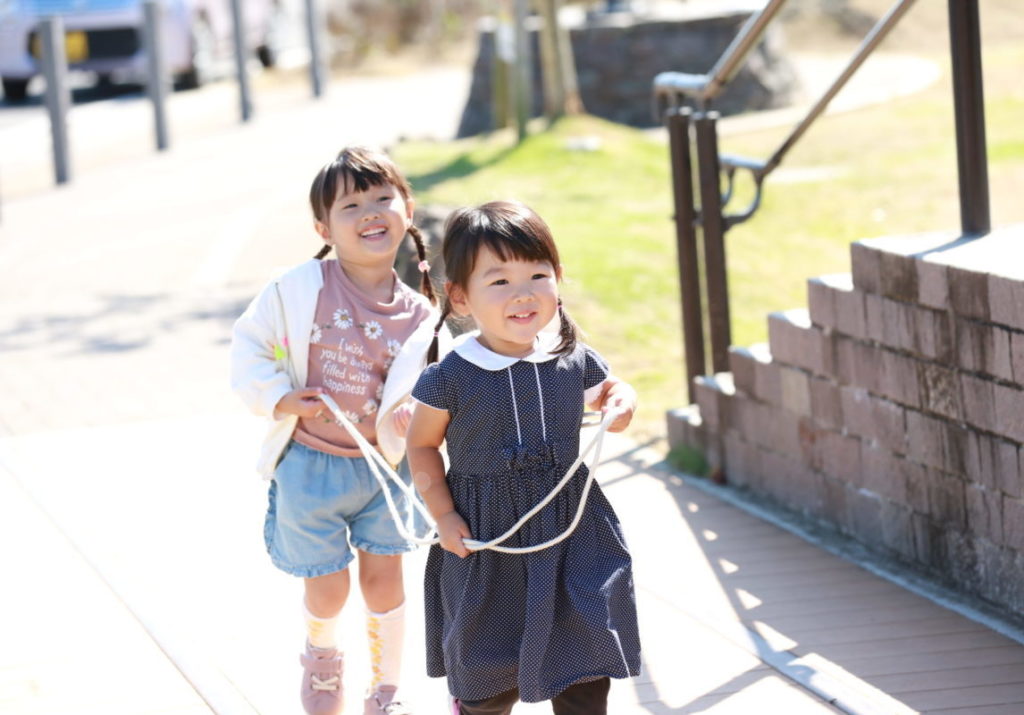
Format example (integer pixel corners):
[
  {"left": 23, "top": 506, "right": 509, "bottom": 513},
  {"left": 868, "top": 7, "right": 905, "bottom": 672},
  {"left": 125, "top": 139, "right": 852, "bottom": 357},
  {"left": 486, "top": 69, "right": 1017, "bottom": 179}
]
[
  {"left": 324, "top": 392, "right": 628, "bottom": 555},
  {"left": 591, "top": 376, "right": 637, "bottom": 433},
  {"left": 274, "top": 387, "right": 326, "bottom": 420},
  {"left": 436, "top": 511, "right": 472, "bottom": 558}
]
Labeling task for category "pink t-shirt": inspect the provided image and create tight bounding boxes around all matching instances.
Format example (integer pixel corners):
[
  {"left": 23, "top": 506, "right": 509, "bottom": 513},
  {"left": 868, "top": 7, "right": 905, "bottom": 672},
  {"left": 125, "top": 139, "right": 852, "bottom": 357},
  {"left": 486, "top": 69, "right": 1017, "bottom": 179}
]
[{"left": 293, "top": 260, "right": 432, "bottom": 457}]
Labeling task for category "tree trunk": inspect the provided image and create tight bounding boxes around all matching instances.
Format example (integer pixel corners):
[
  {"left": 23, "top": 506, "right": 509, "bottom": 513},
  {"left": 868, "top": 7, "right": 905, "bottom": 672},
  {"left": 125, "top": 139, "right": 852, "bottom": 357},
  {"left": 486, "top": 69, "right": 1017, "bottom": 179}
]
[
  {"left": 511, "top": 0, "right": 531, "bottom": 141},
  {"left": 555, "top": 0, "right": 583, "bottom": 114},
  {"left": 536, "top": 0, "right": 565, "bottom": 120}
]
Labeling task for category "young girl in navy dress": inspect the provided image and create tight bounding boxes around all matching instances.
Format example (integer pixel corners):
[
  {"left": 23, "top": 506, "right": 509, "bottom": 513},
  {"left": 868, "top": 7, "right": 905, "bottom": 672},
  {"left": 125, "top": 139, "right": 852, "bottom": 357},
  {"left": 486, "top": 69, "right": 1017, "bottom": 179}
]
[{"left": 406, "top": 200, "right": 641, "bottom": 714}]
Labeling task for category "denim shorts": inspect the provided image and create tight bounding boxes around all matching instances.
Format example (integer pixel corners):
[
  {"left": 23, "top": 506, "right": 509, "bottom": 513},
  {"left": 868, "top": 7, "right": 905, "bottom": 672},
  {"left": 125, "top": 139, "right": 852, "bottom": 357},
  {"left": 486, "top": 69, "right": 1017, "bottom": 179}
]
[{"left": 265, "top": 441, "right": 419, "bottom": 578}]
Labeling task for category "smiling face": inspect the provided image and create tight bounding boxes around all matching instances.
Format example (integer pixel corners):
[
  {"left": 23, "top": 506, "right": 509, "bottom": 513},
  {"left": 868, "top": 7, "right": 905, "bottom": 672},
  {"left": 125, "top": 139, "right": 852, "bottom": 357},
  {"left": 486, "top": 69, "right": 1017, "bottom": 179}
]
[
  {"left": 315, "top": 179, "right": 414, "bottom": 270},
  {"left": 449, "top": 244, "right": 561, "bottom": 358}
]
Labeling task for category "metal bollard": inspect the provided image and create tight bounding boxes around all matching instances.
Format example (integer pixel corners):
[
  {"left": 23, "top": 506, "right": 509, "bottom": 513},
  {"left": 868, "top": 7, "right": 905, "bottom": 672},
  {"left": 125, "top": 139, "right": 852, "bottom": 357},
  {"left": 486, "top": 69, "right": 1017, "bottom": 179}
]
[
  {"left": 142, "top": 0, "right": 170, "bottom": 150},
  {"left": 229, "top": 0, "right": 253, "bottom": 121},
  {"left": 303, "top": 0, "right": 325, "bottom": 97},
  {"left": 39, "top": 16, "right": 71, "bottom": 184}
]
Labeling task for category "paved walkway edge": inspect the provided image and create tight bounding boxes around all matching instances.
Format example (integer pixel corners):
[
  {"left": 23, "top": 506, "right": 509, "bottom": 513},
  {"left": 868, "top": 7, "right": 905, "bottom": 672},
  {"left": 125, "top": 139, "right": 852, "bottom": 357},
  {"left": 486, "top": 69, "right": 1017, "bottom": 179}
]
[
  {"left": 673, "top": 468, "right": 1024, "bottom": 649},
  {"left": 642, "top": 586, "right": 914, "bottom": 714},
  {"left": 1, "top": 458, "right": 257, "bottom": 715}
]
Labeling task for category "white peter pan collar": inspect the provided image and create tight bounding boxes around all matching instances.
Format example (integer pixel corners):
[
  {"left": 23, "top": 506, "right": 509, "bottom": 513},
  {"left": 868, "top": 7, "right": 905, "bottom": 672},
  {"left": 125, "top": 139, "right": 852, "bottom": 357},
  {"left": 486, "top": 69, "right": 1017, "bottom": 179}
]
[{"left": 452, "top": 331, "right": 561, "bottom": 370}]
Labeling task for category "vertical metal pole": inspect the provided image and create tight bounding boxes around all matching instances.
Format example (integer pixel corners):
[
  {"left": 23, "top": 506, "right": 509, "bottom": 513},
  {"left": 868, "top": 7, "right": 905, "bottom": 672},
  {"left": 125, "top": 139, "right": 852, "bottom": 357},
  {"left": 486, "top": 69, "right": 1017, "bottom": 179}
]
[
  {"left": 666, "top": 107, "right": 705, "bottom": 403},
  {"left": 948, "top": 0, "right": 989, "bottom": 237},
  {"left": 304, "top": 0, "right": 325, "bottom": 97},
  {"left": 512, "top": 0, "right": 530, "bottom": 142},
  {"left": 142, "top": 1, "right": 170, "bottom": 150},
  {"left": 695, "top": 111, "right": 731, "bottom": 374},
  {"left": 39, "top": 16, "right": 71, "bottom": 184},
  {"left": 229, "top": 0, "right": 253, "bottom": 121}
]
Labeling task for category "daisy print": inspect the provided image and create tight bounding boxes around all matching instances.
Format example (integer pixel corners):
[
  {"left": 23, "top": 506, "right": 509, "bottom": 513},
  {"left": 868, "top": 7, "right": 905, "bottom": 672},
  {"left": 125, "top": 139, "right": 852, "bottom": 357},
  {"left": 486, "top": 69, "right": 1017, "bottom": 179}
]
[
  {"left": 333, "top": 309, "right": 353, "bottom": 329},
  {"left": 362, "top": 399, "right": 379, "bottom": 415},
  {"left": 310, "top": 325, "right": 323, "bottom": 344},
  {"left": 345, "top": 410, "right": 361, "bottom": 423},
  {"left": 375, "top": 383, "right": 385, "bottom": 401},
  {"left": 363, "top": 320, "right": 383, "bottom": 340},
  {"left": 386, "top": 339, "right": 401, "bottom": 357}
]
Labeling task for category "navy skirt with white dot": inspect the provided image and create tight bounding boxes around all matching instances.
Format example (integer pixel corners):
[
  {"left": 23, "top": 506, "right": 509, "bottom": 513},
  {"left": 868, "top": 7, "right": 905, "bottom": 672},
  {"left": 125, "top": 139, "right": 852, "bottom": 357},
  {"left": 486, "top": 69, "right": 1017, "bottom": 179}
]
[{"left": 412, "top": 343, "right": 642, "bottom": 703}]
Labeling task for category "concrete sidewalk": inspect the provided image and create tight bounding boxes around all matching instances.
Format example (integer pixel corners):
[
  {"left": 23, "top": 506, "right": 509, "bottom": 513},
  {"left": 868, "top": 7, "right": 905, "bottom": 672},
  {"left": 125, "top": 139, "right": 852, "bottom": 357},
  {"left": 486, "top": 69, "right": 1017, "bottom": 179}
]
[
  {"left": 4, "top": 414, "right": 1024, "bottom": 713},
  {"left": 2, "top": 60, "right": 1024, "bottom": 714}
]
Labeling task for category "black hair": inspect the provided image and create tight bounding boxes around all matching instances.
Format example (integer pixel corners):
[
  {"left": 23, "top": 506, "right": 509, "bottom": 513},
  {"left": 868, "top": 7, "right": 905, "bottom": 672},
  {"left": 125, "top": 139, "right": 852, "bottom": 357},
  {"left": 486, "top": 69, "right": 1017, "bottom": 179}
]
[
  {"left": 427, "top": 200, "right": 579, "bottom": 363},
  {"left": 308, "top": 146, "right": 435, "bottom": 305}
]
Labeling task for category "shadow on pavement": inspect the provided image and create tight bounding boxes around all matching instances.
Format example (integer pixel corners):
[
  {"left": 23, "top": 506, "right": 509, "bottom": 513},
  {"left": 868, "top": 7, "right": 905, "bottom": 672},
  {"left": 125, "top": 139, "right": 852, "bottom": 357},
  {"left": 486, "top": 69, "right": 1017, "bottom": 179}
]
[{"left": 0, "top": 292, "right": 249, "bottom": 355}]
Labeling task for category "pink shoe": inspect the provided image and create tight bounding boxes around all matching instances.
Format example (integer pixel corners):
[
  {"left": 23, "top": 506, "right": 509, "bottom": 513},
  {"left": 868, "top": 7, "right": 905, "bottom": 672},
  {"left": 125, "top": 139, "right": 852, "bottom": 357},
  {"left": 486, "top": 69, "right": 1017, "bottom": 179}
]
[
  {"left": 363, "top": 685, "right": 412, "bottom": 714},
  {"left": 299, "top": 642, "right": 344, "bottom": 715}
]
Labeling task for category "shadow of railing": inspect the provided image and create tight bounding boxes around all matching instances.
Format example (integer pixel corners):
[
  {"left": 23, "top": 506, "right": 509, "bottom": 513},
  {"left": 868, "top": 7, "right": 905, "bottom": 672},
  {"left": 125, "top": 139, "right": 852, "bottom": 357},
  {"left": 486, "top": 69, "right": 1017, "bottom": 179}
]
[{"left": 603, "top": 443, "right": 1023, "bottom": 712}]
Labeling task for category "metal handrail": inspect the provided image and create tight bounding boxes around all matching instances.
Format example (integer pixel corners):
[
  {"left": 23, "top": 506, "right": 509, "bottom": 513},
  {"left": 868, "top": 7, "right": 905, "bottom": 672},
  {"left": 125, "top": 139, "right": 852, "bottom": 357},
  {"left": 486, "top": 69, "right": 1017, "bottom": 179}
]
[
  {"left": 763, "top": 0, "right": 919, "bottom": 176},
  {"left": 656, "top": 0, "right": 991, "bottom": 402},
  {"left": 653, "top": 0, "right": 790, "bottom": 108},
  {"left": 705, "top": 0, "right": 920, "bottom": 230}
]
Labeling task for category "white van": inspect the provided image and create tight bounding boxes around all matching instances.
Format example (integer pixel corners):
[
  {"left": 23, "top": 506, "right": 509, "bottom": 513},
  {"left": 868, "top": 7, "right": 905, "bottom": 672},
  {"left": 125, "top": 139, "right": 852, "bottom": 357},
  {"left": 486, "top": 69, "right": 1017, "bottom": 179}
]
[{"left": 0, "top": 0, "right": 281, "bottom": 101}]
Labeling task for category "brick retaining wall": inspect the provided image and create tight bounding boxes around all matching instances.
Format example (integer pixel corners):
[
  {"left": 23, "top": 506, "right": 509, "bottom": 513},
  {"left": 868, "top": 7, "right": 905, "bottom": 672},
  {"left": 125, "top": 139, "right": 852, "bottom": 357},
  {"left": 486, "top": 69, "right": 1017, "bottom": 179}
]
[{"left": 668, "top": 226, "right": 1024, "bottom": 616}]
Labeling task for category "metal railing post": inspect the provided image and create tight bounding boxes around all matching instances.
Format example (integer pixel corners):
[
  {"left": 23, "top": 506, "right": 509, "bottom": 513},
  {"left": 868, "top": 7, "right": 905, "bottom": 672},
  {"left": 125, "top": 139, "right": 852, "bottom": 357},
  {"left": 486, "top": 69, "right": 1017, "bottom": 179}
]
[
  {"left": 666, "top": 107, "right": 705, "bottom": 402},
  {"left": 142, "top": 1, "right": 170, "bottom": 150},
  {"left": 39, "top": 16, "right": 71, "bottom": 183},
  {"left": 230, "top": 0, "right": 253, "bottom": 121},
  {"left": 694, "top": 112, "right": 731, "bottom": 374},
  {"left": 303, "top": 0, "right": 325, "bottom": 97},
  {"left": 948, "top": 0, "right": 990, "bottom": 237}
]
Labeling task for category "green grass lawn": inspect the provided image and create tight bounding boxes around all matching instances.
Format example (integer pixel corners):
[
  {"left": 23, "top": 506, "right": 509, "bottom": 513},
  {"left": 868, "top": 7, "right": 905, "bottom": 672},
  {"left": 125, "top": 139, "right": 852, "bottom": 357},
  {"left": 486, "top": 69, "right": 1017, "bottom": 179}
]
[{"left": 394, "top": 37, "right": 1023, "bottom": 443}]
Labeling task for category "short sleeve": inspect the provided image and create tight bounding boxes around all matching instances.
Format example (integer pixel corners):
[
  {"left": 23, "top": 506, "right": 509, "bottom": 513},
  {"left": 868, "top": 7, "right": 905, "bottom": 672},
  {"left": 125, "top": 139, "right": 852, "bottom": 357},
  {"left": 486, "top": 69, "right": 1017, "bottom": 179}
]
[
  {"left": 412, "top": 361, "right": 450, "bottom": 412},
  {"left": 582, "top": 345, "right": 611, "bottom": 391}
]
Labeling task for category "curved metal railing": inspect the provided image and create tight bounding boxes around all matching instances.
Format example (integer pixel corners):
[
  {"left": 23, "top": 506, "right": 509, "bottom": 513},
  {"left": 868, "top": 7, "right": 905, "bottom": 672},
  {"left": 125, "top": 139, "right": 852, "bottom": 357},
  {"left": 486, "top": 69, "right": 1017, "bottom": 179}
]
[{"left": 652, "top": 0, "right": 990, "bottom": 401}]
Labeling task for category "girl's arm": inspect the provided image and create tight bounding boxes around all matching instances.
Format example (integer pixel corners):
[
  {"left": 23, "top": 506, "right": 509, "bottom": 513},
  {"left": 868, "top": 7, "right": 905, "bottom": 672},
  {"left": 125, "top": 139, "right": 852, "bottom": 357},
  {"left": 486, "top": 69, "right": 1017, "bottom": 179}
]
[
  {"left": 406, "top": 402, "right": 472, "bottom": 558},
  {"left": 230, "top": 283, "right": 295, "bottom": 418},
  {"left": 587, "top": 374, "right": 638, "bottom": 433}
]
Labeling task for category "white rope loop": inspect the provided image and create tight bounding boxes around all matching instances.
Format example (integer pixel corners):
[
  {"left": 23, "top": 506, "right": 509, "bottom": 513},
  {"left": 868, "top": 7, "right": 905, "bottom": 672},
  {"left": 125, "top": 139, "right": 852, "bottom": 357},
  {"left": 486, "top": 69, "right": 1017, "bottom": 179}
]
[{"left": 316, "top": 393, "right": 622, "bottom": 554}]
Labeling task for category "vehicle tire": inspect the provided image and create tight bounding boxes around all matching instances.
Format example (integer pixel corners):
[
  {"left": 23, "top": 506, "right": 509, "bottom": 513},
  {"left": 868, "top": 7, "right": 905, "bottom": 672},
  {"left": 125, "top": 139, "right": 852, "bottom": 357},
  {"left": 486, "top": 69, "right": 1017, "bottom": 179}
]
[
  {"left": 1, "top": 77, "right": 29, "bottom": 102},
  {"left": 257, "top": 5, "right": 286, "bottom": 69},
  {"left": 174, "top": 15, "right": 214, "bottom": 90},
  {"left": 256, "top": 43, "right": 276, "bottom": 69}
]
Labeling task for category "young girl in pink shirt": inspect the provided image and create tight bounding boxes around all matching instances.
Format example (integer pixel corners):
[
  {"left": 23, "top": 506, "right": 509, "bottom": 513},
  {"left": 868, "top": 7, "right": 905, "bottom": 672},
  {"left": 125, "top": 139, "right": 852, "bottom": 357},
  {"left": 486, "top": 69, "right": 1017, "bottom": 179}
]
[{"left": 231, "top": 146, "right": 448, "bottom": 715}]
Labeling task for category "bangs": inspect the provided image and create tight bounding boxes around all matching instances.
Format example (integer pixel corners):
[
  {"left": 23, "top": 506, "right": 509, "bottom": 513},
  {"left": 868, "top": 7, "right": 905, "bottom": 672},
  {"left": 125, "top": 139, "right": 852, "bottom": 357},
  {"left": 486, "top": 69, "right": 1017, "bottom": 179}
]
[
  {"left": 480, "top": 230, "right": 554, "bottom": 267},
  {"left": 447, "top": 202, "right": 560, "bottom": 286},
  {"left": 310, "top": 147, "right": 410, "bottom": 221}
]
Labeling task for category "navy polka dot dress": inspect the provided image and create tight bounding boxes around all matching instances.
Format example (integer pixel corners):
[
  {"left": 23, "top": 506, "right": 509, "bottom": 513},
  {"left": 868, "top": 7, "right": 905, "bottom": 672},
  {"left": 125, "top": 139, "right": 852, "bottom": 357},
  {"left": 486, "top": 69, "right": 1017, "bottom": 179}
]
[{"left": 412, "top": 336, "right": 642, "bottom": 703}]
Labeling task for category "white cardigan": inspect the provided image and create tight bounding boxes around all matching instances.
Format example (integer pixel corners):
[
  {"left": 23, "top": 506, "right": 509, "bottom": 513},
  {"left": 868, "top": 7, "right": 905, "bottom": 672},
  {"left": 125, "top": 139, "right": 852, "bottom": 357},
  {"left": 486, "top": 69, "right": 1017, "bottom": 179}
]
[{"left": 230, "top": 259, "right": 450, "bottom": 478}]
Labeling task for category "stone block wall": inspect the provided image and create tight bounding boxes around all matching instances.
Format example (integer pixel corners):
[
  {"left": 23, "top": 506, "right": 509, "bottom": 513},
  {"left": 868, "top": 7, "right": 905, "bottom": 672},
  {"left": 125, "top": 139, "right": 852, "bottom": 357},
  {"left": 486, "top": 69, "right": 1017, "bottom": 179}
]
[
  {"left": 457, "top": 12, "right": 796, "bottom": 137},
  {"left": 668, "top": 226, "right": 1024, "bottom": 616}
]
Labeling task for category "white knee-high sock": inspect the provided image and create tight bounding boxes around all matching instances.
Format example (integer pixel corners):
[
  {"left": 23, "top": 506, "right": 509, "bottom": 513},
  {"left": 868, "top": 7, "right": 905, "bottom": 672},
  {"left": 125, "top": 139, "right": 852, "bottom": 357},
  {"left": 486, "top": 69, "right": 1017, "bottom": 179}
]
[
  {"left": 366, "top": 602, "right": 405, "bottom": 691},
  {"left": 303, "top": 599, "right": 342, "bottom": 651}
]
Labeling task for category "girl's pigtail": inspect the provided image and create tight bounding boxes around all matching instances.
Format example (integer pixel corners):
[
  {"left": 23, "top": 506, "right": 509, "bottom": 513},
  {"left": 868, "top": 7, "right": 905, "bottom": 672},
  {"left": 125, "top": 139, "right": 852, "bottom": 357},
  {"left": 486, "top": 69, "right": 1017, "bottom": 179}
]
[
  {"left": 313, "top": 244, "right": 331, "bottom": 260},
  {"left": 408, "top": 224, "right": 437, "bottom": 305},
  {"left": 554, "top": 298, "right": 579, "bottom": 355},
  {"left": 426, "top": 301, "right": 451, "bottom": 365}
]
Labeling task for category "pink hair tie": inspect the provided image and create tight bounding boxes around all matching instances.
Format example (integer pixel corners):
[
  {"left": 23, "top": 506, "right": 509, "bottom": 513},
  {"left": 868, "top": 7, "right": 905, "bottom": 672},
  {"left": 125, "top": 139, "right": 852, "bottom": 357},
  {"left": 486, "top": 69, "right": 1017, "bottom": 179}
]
[{"left": 417, "top": 260, "right": 431, "bottom": 273}]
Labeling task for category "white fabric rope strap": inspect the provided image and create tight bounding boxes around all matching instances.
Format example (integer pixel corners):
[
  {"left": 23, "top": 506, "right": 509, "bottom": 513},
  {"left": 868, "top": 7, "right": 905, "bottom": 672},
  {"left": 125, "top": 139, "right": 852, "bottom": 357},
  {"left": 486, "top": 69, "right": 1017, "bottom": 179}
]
[{"left": 316, "top": 393, "right": 622, "bottom": 554}]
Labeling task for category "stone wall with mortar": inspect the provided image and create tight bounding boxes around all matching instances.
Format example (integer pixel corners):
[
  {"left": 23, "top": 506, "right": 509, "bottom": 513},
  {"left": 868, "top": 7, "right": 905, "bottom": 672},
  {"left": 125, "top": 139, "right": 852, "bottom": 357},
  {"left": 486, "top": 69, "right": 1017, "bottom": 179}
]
[
  {"left": 457, "top": 12, "right": 797, "bottom": 137},
  {"left": 668, "top": 226, "right": 1024, "bottom": 617}
]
